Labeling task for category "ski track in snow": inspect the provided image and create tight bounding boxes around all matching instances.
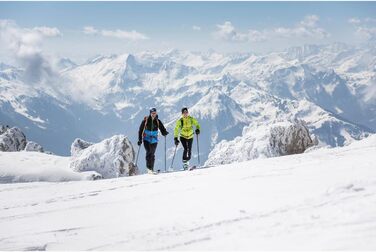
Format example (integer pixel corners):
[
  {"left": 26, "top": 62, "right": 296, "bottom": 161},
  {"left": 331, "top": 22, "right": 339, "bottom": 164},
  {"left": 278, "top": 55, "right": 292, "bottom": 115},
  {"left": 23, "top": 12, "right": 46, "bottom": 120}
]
[{"left": 1, "top": 136, "right": 376, "bottom": 250}]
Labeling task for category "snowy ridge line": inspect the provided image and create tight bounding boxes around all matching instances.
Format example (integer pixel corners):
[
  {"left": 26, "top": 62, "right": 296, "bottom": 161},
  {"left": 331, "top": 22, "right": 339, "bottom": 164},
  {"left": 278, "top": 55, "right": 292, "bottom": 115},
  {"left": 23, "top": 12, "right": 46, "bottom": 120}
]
[{"left": 1, "top": 42, "right": 375, "bottom": 165}]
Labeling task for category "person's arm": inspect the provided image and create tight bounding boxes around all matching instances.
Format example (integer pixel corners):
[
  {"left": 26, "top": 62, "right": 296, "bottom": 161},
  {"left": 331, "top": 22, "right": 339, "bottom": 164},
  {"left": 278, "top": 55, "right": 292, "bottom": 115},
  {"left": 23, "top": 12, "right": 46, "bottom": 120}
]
[
  {"left": 192, "top": 117, "right": 200, "bottom": 130},
  {"left": 138, "top": 120, "right": 145, "bottom": 142},
  {"left": 192, "top": 117, "right": 201, "bottom": 135},
  {"left": 158, "top": 119, "right": 168, "bottom": 136}
]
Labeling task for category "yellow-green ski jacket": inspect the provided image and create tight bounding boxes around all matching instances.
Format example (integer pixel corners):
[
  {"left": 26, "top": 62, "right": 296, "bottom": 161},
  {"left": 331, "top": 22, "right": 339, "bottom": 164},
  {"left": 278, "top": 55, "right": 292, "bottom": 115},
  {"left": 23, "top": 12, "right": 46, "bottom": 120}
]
[{"left": 174, "top": 116, "right": 200, "bottom": 139}]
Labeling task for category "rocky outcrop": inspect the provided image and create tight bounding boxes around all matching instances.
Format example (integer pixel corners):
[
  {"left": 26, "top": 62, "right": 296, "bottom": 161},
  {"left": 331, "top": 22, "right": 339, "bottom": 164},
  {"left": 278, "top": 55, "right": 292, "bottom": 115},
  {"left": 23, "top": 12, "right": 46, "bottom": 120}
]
[
  {"left": 0, "top": 126, "right": 27, "bottom": 152},
  {"left": 0, "top": 125, "right": 9, "bottom": 135},
  {"left": 269, "top": 123, "right": 315, "bottom": 155},
  {"left": 24, "top": 141, "right": 44, "bottom": 153},
  {"left": 70, "top": 135, "right": 136, "bottom": 178},
  {"left": 70, "top": 138, "right": 94, "bottom": 157},
  {"left": 205, "top": 121, "right": 316, "bottom": 166}
]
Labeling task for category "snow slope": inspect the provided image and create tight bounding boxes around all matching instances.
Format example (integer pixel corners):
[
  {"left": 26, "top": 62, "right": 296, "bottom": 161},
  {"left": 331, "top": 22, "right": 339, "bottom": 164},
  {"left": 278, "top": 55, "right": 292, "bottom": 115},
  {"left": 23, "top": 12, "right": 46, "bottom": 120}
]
[
  {"left": 0, "top": 151, "right": 99, "bottom": 183},
  {"left": 0, "top": 135, "right": 375, "bottom": 250}
]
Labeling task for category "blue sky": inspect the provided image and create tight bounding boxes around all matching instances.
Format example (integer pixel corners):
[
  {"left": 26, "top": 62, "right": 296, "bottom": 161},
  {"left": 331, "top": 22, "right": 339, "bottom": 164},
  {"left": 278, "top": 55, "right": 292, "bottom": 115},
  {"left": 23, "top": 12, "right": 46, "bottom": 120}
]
[{"left": 0, "top": 2, "right": 375, "bottom": 63}]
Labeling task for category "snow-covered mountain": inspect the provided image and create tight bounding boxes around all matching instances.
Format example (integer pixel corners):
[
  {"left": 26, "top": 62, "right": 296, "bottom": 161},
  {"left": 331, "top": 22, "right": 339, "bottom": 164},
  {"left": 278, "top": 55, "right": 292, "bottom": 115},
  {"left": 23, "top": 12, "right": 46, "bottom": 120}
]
[
  {"left": 56, "top": 57, "right": 77, "bottom": 71},
  {"left": 0, "top": 62, "right": 128, "bottom": 155},
  {"left": 0, "top": 42, "right": 375, "bottom": 168},
  {"left": 1, "top": 135, "right": 375, "bottom": 250}
]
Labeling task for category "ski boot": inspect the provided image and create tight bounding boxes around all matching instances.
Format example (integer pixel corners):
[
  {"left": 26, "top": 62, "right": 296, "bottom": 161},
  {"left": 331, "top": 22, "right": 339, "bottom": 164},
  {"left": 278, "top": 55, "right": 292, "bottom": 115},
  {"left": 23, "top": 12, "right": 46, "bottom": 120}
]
[{"left": 183, "top": 160, "right": 189, "bottom": 170}]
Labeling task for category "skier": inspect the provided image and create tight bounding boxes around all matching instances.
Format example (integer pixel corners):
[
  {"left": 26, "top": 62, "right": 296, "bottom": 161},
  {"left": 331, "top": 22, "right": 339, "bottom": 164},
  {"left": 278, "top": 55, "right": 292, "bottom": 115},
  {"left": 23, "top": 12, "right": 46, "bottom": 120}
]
[
  {"left": 174, "top": 107, "right": 201, "bottom": 170},
  {"left": 138, "top": 108, "right": 169, "bottom": 174}
]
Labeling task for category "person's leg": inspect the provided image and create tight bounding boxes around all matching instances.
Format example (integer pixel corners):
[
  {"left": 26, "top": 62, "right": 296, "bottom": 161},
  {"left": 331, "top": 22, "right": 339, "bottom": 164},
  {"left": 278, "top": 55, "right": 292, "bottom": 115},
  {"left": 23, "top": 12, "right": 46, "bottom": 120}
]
[
  {"left": 143, "top": 141, "right": 153, "bottom": 171},
  {"left": 180, "top": 137, "right": 190, "bottom": 170},
  {"left": 180, "top": 137, "right": 188, "bottom": 161},
  {"left": 149, "top": 143, "right": 158, "bottom": 170},
  {"left": 186, "top": 138, "right": 193, "bottom": 161}
]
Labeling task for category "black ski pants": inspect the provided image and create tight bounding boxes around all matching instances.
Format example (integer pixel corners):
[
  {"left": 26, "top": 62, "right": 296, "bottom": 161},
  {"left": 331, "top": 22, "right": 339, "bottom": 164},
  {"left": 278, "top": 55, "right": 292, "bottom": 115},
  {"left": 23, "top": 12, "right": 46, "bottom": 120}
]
[
  {"left": 180, "top": 137, "right": 193, "bottom": 162},
  {"left": 143, "top": 141, "right": 157, "bottom": 170}
]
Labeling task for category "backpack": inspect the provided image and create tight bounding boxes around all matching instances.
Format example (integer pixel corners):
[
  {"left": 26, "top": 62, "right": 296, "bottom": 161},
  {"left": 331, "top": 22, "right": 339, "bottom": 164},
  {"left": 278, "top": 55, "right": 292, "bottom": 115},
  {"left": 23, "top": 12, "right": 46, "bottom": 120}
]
[{"left": 143, "top": 116, "right": 159, "bottom": 133}]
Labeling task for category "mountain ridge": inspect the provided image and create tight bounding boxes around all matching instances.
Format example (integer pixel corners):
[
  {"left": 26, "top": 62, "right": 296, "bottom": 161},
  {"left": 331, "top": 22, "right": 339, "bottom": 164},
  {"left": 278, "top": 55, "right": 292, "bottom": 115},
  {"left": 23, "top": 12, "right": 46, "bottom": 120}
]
[{"left": 0, "top": 42, "right": 374, "bottom": 168}]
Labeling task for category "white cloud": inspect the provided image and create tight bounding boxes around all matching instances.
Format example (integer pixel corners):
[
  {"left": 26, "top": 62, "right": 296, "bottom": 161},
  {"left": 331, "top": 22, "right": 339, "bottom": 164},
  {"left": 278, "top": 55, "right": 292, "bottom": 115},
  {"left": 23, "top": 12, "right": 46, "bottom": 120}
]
[
  {"left": 246, "top": 29, "right": 267, "bottom": 42},
  {"left": 214, "top": 21, "right": 266, "bottom": 42},
  {"left": 101, "top": 29, "right": 148, "bottom": 40},
  {"left": 300, "top": 15, "right": 319, "bottom": 28},
  {"left": 83, "top": 26, "right": 98, "bottom": 35},
  {"left": 349, "top": 17, "right": 376, "bottom": 40},
  {"left": 192, "top": 25, "right": 201, "bottom": 31},
  {"left": 365, "top": 18, "right": 376, "bottom": 23},
  {"left": 356, "top": 26, "right": 376, "bottom": 40},
  {"left": 270, "top": 15, "right": 329, "bottom": 39},
  {"left": 214, "top": 15, "right": 329, "bottom": 43},
  {"left": 83, "top": 26, "right": 149, "bottom": 41},
  {"left": 0, "top": 19, "right": 61, "bottom": 84},
  {"left": 33, "top": 26, "right": 61, "bottom": 37},
  {"left": 215, "top": 21, "right": 237, "bottom": 41},
  {"left": 348, "top": 18, "right": 361, "bottom": 25}
]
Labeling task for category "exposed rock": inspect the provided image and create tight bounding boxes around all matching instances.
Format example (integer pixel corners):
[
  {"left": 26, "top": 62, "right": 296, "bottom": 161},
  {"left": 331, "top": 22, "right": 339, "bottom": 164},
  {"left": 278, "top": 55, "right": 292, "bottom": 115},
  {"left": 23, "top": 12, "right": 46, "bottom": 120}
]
[
  {"left": 70, "top": 138, "right": 94, "bottom": 157},
  {"left": 0, "top": 125, "right": 10, "bottom": 135},
  {"left": 269, "top": 123, "right": 314, "bottom": 155},
  {"left": 0, "top": 126, "right": 27, "bottom": 152},
  {"left": 69, "top": 135, "right": 136, "bottom": 178},
  {"left": 205, "top": 121, "right": 316, "bottom": 166},
  {"left": 24, "top": 141, "right": 44, "bottom": 153}
]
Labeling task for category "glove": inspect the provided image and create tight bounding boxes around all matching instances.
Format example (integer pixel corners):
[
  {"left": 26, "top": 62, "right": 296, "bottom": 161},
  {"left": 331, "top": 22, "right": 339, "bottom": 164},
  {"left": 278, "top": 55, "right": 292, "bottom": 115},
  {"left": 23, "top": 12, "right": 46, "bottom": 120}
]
[
  {"left": 137, "top": 140, "right": 142, "bottom": 146},
  {"left": 174, "top": 137, "right": 179, "bottom": 146},
  {"left": 162, "top": 131, "right": 169, "bottom": 136},
  {"left": 195, "top": 129, "right": 200, "bottom": 135}
]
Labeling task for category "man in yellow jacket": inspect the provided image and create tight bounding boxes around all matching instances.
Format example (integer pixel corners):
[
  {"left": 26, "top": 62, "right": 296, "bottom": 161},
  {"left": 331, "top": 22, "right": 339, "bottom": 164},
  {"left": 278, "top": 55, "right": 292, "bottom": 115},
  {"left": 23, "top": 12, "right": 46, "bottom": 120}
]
[{"left": 174, "top": 107, "right": 201, "bottom": 170}]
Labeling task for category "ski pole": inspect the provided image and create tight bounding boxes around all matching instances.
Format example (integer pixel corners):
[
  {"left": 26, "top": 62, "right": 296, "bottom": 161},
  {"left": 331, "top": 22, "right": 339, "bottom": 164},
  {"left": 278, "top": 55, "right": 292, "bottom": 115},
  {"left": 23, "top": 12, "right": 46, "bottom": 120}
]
[
  {"left": 135, "top": 144, "right": 141, "bottom": 167},
  {"left": 196, "top": 133, "right": 200, "bottom": 167},
  {"left": 169, "top": 145, "right": 178, "bottom": 171},
  {"left": 164, "top": 135, "right": 167, "bottom": 173}
]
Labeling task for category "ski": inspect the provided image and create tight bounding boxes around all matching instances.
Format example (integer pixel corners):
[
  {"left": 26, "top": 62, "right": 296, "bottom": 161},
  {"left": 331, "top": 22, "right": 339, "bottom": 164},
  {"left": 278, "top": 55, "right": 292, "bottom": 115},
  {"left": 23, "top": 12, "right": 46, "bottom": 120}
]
[
  {"left": 146, "top": 169, "right": 161, "bottom": 175},
  {"left": 188, "top": 165, "right": 197, "bottom": 171},
  {"left": 177, "top": 165, "right": 197, "bottom": 171},
  {"left": 148, "top": 165, "right": 212, "bottom": 174},
  {"left": 152, "top": 169, "right": 161, "bottom": 175}
]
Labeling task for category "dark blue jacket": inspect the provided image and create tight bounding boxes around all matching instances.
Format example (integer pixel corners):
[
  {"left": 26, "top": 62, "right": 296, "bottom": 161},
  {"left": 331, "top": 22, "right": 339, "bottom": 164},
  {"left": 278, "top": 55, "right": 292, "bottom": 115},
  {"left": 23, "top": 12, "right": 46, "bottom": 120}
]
[{"left": 138, "top": 115, "right": 168, "bottom": 144}]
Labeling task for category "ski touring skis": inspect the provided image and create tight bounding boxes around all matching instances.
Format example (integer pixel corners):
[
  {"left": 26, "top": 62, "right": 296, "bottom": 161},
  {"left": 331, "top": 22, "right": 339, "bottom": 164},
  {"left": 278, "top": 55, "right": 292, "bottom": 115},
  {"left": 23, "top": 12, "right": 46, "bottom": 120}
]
[{"left": 188, "top": 165, "right": 197, "bottom": 171}]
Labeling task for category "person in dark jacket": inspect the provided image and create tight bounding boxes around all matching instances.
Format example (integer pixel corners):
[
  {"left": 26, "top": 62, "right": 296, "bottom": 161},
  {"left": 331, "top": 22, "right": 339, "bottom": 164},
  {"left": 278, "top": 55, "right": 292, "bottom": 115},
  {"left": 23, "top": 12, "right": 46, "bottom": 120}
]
[{"left": 138, "top": 108, "right": 169, "bottom": 173}]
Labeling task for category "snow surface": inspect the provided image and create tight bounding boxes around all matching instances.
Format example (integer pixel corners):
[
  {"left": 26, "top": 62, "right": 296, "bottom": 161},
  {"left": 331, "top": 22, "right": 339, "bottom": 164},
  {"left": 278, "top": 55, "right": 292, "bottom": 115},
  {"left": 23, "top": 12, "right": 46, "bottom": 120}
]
[
  {"left": 0, "top": 135, "right": 375, "bottom": 250},
  {"left": 0, "top": 151, "right": 99, "bottom": 183}
]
